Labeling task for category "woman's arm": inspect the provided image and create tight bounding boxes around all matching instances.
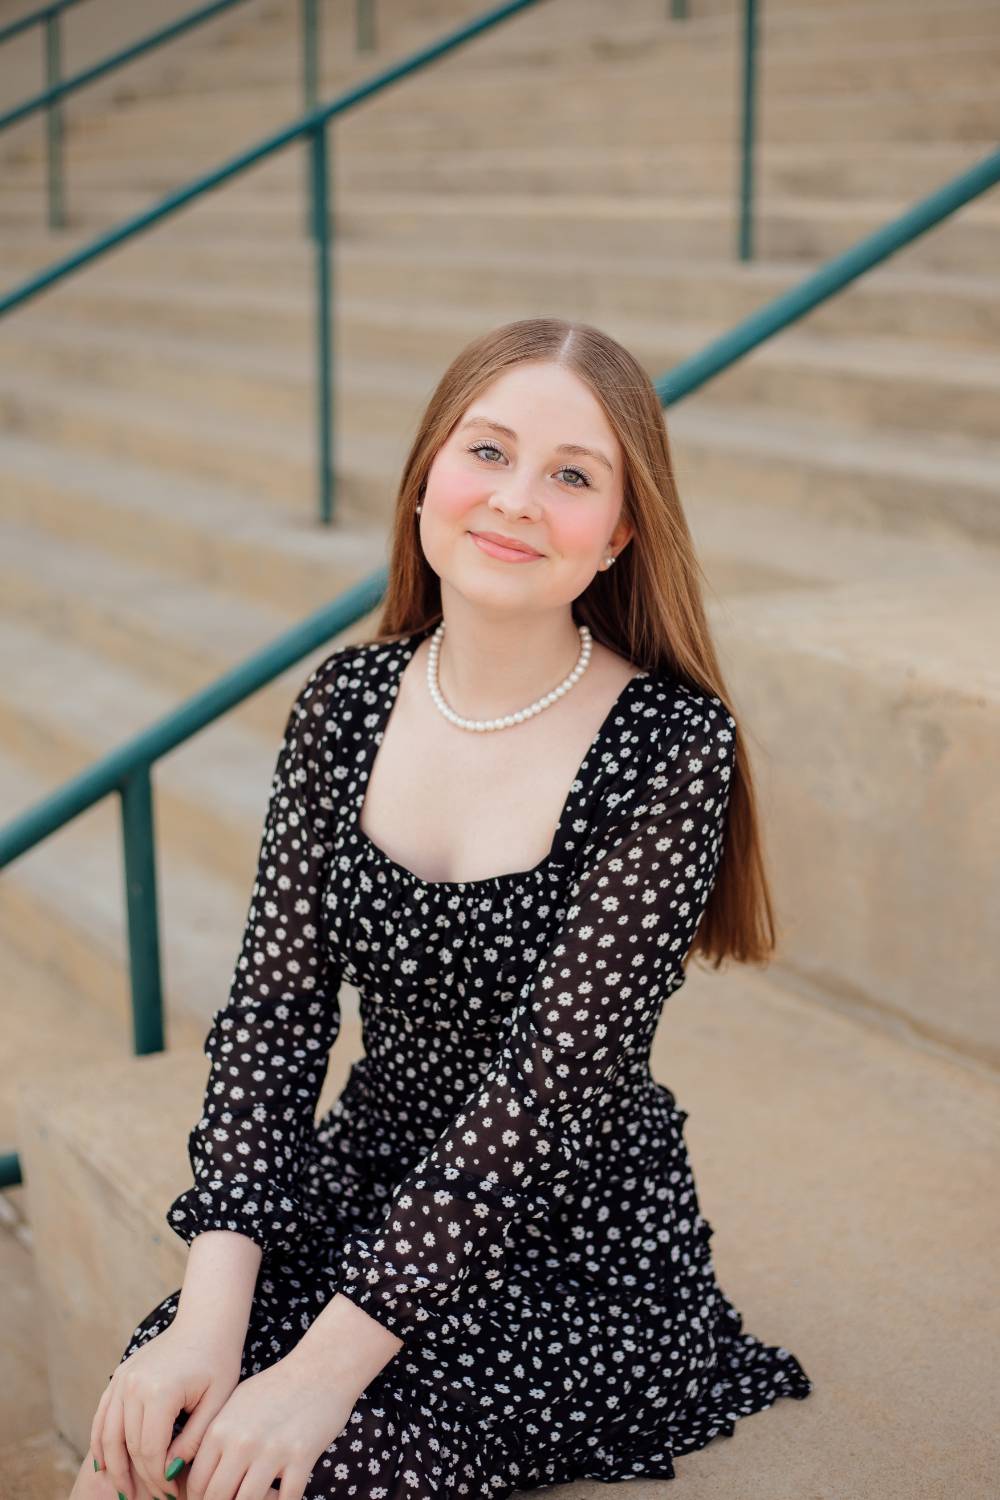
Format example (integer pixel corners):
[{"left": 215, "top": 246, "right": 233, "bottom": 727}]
[
  {"left": 174, "top": 1230, "right": 262, "bottom": 1342},
  {"left": 284, "top": 1291, "right": 404, "bottom": 1395},
  {"left": 167, "top": 649, "right": 350, "bottom": 1263}
]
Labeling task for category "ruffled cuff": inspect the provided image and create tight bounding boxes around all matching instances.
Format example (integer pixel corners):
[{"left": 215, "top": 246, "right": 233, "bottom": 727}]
[
  {"left": 166, "top": 1177, "right": 309, "bottom": 1260},
  {"left": 337, "top": 1233, "right": 460, "bottom": 1345}
]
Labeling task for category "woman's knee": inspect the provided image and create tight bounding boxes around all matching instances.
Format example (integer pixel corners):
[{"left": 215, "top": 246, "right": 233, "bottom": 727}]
[{"left": 68, "top": 1452, "right": 112, "bottom": 1500}]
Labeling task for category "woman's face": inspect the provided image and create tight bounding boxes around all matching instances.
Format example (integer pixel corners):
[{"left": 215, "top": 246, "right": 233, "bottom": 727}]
[{"left": 419, "top": 361, "right": 632, "bottom": 613}]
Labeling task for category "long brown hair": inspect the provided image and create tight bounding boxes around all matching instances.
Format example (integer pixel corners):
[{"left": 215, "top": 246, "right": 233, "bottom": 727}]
[{"left": 361, "top": 316, "right": 776, "bottom": 972}]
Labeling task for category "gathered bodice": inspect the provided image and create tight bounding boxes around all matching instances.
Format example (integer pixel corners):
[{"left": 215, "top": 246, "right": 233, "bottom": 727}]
[
  {"left": 323, "top": 620, "right": 653, "bottom": 1046},
  {"left": 328, "top": 838, "right": 571, "bottom": 1040}
]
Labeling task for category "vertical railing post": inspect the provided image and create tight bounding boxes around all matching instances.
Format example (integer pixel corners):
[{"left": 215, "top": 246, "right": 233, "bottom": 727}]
[
  {"left": 310, "top": 120, "right": 335, "bottom": 525},
  {"left": 737, "top": 0, "right": 758, "bottom": 261},
  {"left": 44, "top": 4, "right": 64, "bottom": 230},
  {"left": 119, "top": 766, "right": 165, "bottom": 1057},
  {"left": 356, "top": 0, "right": 375, "bottom": 53}
]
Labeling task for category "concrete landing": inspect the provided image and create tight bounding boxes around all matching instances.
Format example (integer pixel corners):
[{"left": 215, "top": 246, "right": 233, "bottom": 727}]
[{"left": 11, "top": 961, "right": 999, "bottom": 1498}]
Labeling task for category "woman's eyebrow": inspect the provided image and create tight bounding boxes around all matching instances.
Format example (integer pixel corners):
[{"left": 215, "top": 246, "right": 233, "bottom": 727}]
[{"left": 458, "top": 415, "right": 614, "bottom": 474}]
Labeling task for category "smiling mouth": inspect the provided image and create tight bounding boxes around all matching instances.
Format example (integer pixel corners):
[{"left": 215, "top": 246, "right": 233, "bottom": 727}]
[{"left": 469, "top": 531, "right": 544, "bottom": 562}]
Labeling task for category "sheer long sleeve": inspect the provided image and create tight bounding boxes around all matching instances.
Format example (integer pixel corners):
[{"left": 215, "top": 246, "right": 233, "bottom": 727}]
[
  {"left": 167, "top": 652, "right": 346, "bottom": 1258},
  {"left": 337, "top": 691, "right": 737, "bottom": 1342}
]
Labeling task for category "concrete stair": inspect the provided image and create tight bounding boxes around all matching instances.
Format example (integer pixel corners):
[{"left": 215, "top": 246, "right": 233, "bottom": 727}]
[
  {"left": 7, "top": 184, "right": 999, "bottom": 271},
  {"left": 6, "top": 238, "right": 1000, "bottom": 347},
  {"left": 12, "top": 963, "right": 1000, "bottom": 1497},
  {"left": 1, "top": 0, "right": 999, "bottom": 1493}
]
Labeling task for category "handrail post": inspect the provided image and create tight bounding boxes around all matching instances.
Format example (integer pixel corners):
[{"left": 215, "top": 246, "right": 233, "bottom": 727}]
[
  {"left": 44, "top": 5, "right": 65, "bottom": 230},
  {"left": 356, "top": 0, "right": 375, "bottom": 53},
  {"left": 310, "top": 120, "right": 335, "bottom": 525},
  {"left": 119, "top": 766, "right": 165, "bottom": 1056},
  {"left": 737, "top": 0, "right": 758, "bottom": 261}
]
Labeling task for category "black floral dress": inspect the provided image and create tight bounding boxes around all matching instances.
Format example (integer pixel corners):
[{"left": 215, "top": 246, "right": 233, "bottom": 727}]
[{"left": 116, "top": 623, "right": 812, "bottom": 1496}]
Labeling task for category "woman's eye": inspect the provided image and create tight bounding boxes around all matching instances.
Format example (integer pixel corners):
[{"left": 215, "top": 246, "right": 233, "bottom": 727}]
[
  {"left": 468, "top": 442, "right": 504, "bottom": 464},
  {"left": 466, "top": 442, "right": 591, "bottom": 489}
]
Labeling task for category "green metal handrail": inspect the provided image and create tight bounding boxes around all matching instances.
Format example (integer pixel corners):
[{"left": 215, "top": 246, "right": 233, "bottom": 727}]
[
  {"left": 0, "top": 0, "right": 557, "bottom": 525},
  {"left": 0, "top": 0, "right": 383, "bottom": 231},
  {"left": 2, "top": 141, "right": 998, "bottom": 1192},
  {"left": 658, "top": 146, "right": 1000, "bottom": 402},
  {"left": 0, "top": 571, "right": 384, "bottom": 1193},
  {"left": 0, "top": 0, "right": 91, "bottom": 231},
  {"left": 2, "top": 0, "right": 259, "bottom": 230},
  {"left": 0, "top": 0, "right": 755, "bottom": 287},
  {"left": 674, "top": 0, "right": 757, "bottom": 261},
  {"left": 0, "top": 0, "right": 87, "bottom": 48}
]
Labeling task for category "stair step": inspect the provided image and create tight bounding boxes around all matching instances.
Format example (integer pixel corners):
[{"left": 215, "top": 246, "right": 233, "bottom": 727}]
[
  {"left": 6, "top": 236, "right": 1000, "bottom": 352},
  {"left": 10, "top": 287, "right": 1000, "bottom": 447},
  {"left": 35, "top": 79, "right": 999, "bottom": 153},
  {"left": 0, "top": 514, "right": 303, "bottom": 706},
  {"left": 19, "top": 139, "right": 995, "bottom": 206},
  {"left": 0, "top": 742, "right": 242, "bottom": 1090},
  {"left": 62, "top": 32, "right": 1000, "bottom": 111},
  {"left": 0, "top": 429, "right": 390, "bottom": 608},
  {"left": 0, "top": 359, "right": 417, "bottom": 512},
  {"left": 0, "top": 613, "right": 375, "bottom": 893},
  {"left": 14, "top": 959, "right": 1000, "bottom": 1492},
  {"left": 671, "top": 399, "right": 1000, "bottom": 548},
  {"left": 0, "top": 1423, "right": 81, "bottom": 1500},
  {"left": 6, "top": 181, "right": 996, "bottom": 273}
]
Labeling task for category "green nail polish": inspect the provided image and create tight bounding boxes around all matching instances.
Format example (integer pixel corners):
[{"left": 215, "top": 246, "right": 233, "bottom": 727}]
[
  {"left": 92, "top": 1457, "right": 100, "bottom": 1471},
  {"left": 117, "top": 1492, "right": 126, "bottom": 1499},
  {"left": 165, "top": 1456, "right": 185, "bottom": 1479}
]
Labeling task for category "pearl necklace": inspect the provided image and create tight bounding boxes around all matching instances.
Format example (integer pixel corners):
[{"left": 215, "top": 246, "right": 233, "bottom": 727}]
[{"left": 427, "top": 620, "right": 593, "bottom": 732}]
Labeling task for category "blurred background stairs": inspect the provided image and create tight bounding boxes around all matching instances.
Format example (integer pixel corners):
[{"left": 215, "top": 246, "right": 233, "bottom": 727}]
[{"left": 1, "top": 0, "right": 998, "bottom": 1494}]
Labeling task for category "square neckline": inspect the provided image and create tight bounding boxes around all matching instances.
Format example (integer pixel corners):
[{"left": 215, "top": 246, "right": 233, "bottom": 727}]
[{"left": 353, "top": 624, "right": 650, "bottom": 892}]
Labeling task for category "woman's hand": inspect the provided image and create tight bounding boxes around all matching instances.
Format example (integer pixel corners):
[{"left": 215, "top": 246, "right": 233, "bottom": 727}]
[
  {"left": 91, "top": 1319, "right": 243, "bottom": 1500},
  {"left": 179, "top": 1343, "right": 358, "bottom": 1500}
]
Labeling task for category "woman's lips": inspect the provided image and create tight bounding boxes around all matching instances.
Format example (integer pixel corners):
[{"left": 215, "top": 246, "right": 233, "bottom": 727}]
[{"left": 469, "top": 532, "right": 543, "bottom": 563}]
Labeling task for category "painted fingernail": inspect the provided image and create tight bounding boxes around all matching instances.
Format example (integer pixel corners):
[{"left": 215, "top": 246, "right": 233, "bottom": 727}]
[
  {"left": 92, "top": 1457, "right": 100, "bottom": 1471},
  {"left": 165, "top": 1456, "right": 186, "bottom": 1479},
  {"left": 117, "top": 1492, "right": 126, "bottom": 1499}
]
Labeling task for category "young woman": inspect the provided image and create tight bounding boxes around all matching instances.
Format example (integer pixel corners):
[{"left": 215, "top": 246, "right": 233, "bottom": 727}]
[{"left": 77, "top": 318, "right": 812, "bottom": 1500}]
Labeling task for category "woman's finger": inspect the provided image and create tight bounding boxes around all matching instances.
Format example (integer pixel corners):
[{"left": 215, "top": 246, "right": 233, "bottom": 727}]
[
  {"left": 103, "top": 1385, "right": 139, "bottom": 1499},
  {"left": 163, "top": 1382, "right": 231, "bottom": 1490},
  {"left": 123, "top": 1378, "right": 149, "bottom": 1496},
  {"left": 130, "top": 1473, "right": 163, "bottom": 1500},
  {"left": 240, "top": 1456, "right": 293, "bottom": 1500},
  {"left": 89, "top": 1376, "right": 114, "bottom": 1474},
  {"left": 276, "top": 1459, "right": 311, "bottom": 1500},
  {"left": 139, "top": 1389, "right": 181, "bottom": 1500},
  {"left": 185, "top": 1439, "right": 231, "bottom": 1500}
]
